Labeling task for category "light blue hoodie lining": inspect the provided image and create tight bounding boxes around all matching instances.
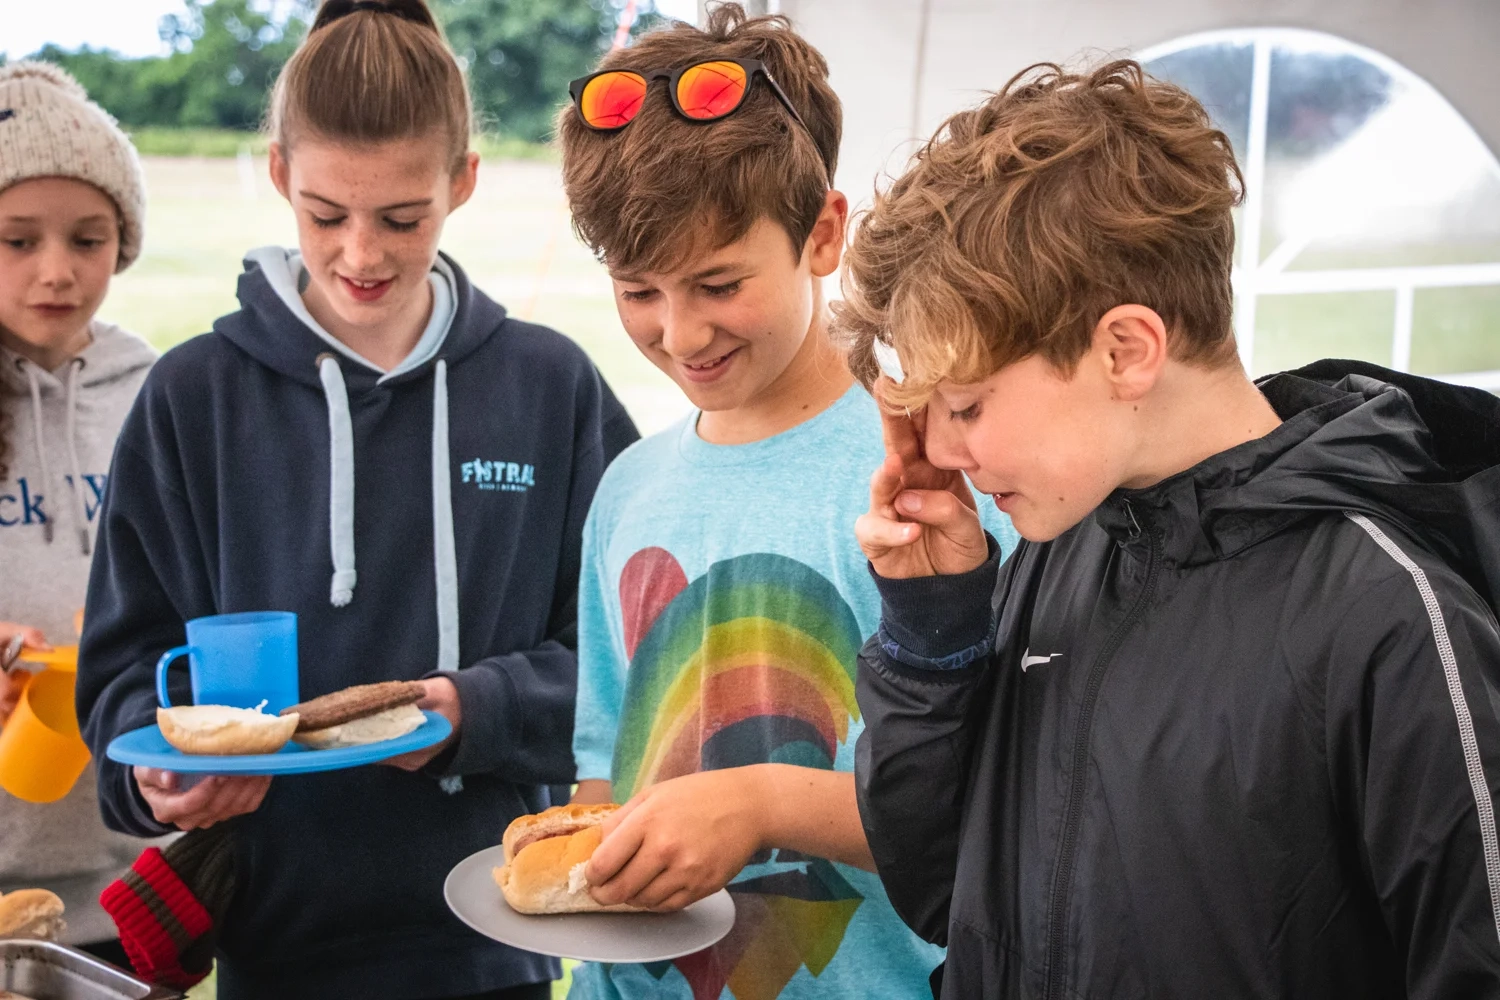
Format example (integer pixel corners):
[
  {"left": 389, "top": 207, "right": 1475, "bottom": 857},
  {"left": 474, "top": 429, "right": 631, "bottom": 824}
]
[{"left": 246, "top": 249, "right": 464, "bottom": 738}]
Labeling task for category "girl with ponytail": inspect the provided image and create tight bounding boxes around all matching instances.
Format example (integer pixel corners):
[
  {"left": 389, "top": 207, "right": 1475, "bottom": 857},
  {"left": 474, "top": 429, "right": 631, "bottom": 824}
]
[{"left": 77, "top": 3, "right": 637, "bottom": 997}]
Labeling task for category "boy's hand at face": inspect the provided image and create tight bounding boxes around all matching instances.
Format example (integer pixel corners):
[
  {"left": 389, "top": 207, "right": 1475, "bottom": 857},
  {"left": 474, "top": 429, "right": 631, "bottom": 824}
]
[
  {"left": 382, "top": 675, "right": 461, "bottom": 771},
  {"left": 134, "top": 767, "right": 271, "bottom": 831},
  {"left": 584, "top": 768, "right": 770, "bottom": 913},
  {"left": 856, "top": 396, "right": 988, "bottom": 579}
]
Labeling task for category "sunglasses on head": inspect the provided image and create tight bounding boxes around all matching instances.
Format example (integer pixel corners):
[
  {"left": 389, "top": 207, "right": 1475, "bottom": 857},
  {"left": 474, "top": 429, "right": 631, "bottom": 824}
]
[{"left": 569, "top": 58, "right": 809, "bottom": 133}]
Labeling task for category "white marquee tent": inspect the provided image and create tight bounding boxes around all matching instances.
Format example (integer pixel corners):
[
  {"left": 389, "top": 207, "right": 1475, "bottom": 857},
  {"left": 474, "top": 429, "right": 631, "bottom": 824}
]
[{"left": 694, "top": 0, "right": 1500, "bottom": 386}]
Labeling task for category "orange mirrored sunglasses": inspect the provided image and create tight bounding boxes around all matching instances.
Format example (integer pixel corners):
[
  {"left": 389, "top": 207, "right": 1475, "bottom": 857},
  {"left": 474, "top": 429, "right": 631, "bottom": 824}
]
[{"left": 569, "top": 59, "right": 809, "bottom": 133}]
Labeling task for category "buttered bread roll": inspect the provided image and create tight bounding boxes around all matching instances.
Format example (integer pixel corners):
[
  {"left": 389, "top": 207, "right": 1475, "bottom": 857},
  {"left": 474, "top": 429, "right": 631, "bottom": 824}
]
[
  {"left": 493, "top": 804, "right": 645, "bottom": 914},
  {"left": 157, "top": 705, "right": 300, "bottom": 755}
]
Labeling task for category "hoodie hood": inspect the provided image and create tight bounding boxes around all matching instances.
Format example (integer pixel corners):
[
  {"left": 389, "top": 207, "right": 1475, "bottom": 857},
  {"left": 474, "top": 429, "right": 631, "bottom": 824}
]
[
  {"left": 1, "top": 319, "right": 157, "bottom": 394},
  {"left": 2, "top": 321, "right": 157, "bottom": 555},
  {"left": 1096, "top": 360, "right": 1500, "bottom": 609},
  {"left": 218, "top": 247, "right": 503, "bottom": 388},
  {"left": 212, "top": 250, "right": 507, "bottom": 764}
]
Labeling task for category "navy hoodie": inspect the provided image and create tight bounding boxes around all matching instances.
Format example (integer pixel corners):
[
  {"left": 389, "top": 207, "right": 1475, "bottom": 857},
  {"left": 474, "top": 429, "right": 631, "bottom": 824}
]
[{"left": 77, "top": 251, "right": 638, "bottom": 999}]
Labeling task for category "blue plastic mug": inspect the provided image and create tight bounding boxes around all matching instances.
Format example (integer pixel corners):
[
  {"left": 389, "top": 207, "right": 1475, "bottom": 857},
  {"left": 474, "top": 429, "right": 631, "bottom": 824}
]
[{"left": 155, "top": 612, "right": 301, "bottom": 713}]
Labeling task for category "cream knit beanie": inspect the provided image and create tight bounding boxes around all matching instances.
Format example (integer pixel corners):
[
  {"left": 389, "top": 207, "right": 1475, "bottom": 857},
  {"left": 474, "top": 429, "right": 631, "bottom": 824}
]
[{"left": 0, "top": 61, "right": 146, "bottom": 272}]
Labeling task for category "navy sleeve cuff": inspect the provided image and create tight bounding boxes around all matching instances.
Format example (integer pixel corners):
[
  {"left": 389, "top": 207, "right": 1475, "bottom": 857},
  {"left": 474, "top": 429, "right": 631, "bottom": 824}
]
[
  {"left": 119, "top": 763, "right": 173, "bottom": 837},
  {"left": 870, "top": 533, "right": 1001, "bottom": 668},
  {"left": 422, "top": 663, "right": 515, "bottom": 778}
]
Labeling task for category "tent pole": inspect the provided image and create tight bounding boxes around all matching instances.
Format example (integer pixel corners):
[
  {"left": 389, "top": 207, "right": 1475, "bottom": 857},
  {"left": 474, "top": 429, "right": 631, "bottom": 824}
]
[{"left": 911, "top": 0, "right": 934, "bottom": 140}]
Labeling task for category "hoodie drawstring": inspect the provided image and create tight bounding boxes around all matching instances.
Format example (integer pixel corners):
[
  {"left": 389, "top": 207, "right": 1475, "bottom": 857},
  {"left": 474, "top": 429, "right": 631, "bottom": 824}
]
[
  {"left": 63, "top": 358, "right": 91, "bottom": 555},
  {"left": 19, "top": 357, "right": 98, "bottom": 555},
  {"left": 317, "top": 355, "right": 464, "bottom": 794},
  {"left": 318, "top": 355, "right": 357, "bottom": 607},
  {"left": 22, "top": 363, "right": 54, "bottom": 545},
  {"left": 431, "top": 360, "right": 463, "bottom": 795},
  {"left": 431, "top": 360, "right": 460, "bottom": 675}
]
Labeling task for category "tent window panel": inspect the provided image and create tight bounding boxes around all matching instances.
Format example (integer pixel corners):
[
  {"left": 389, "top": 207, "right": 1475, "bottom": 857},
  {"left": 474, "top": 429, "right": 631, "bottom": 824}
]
[{"left": 1253, "top": 291, "right": 1395, "bottom": 375}]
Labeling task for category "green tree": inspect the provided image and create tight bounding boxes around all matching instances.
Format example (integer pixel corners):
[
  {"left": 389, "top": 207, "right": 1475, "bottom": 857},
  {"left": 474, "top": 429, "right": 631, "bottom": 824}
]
[
  {"left": 437, "top": 0, "right": 660, "bottom": 142},
  {"left": 154, "top": 0, "right": 312, "bottom": 128},
  {"left": 26, "top": 44, "right": 172, "bottom": 125},
  {"left": 14, "top": 0, "right": 651, "bottom": 139},
  {"left": 26, "top": 0, "right": 311, "bottom": 130}
]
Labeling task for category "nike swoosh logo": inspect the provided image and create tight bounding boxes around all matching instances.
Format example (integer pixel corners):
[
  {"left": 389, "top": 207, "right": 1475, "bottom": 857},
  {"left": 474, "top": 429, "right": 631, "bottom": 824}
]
[{"left": 1021, "top": 649, "right": 1062, "bottom": 671}]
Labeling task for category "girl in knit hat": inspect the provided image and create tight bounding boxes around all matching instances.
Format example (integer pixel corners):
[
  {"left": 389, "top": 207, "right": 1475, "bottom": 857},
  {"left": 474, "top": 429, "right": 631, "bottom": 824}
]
[{"left": 0, "top": 61, "right": 160, "bottom": 961}]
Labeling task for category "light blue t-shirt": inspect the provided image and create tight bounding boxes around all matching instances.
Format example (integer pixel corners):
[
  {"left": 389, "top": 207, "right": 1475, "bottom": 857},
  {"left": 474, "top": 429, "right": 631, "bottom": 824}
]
[{"left": 571, "top": 384, "right": 1018, "bottom": 1000}]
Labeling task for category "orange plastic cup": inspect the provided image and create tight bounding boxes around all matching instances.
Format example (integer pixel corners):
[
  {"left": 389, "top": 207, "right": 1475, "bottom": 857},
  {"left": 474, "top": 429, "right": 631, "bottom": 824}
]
[
  {"left": 0, "top": 668, "right": 92, "bottom": 804},
  {"left": 18, "top": 645, "right": 78, "bottom": 672}
]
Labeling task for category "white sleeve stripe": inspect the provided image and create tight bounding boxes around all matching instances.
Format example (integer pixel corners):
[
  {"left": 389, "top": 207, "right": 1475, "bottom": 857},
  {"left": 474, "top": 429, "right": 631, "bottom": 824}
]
[{"left": 1346, "top": 511, "right": 1500, "bottom": 944}]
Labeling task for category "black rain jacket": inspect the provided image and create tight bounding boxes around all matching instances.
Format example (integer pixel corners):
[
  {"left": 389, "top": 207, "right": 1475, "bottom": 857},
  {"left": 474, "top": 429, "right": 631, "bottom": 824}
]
[{"left": 856, "top": 362, "right": 1500, "bottom": 999}]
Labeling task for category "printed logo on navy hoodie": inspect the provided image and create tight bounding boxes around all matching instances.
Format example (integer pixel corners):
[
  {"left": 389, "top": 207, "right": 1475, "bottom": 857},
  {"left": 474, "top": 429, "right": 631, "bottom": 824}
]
[{"left": 460, "top": 458, "right": 535, "bottom": 492}]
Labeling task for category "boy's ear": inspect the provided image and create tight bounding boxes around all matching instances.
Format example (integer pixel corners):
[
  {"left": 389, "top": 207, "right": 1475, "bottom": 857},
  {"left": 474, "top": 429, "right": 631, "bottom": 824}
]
[
  {"left": 806, "top": 189, "right": 849, "bottom": 279},
  {"left": 268, "top": 143, "right": 292, "bottom": 202},
  {"left": 448, "top": 151, "right": 481, "bottom": 214},
  {"left": 1091, "top": 304, "right": 1169, "bottom": 402}
]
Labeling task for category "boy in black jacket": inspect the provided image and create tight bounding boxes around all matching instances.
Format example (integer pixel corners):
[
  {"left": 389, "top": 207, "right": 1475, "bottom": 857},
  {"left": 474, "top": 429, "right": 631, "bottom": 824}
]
[{"left": 835, "top": 59, "right": 1500, "bottom": 998}]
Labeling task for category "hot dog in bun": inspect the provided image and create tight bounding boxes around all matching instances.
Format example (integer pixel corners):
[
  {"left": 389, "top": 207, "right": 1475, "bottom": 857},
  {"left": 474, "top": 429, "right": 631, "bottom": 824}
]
[{"left": 493, "top": 804, "right": 645, "bottom": 914}]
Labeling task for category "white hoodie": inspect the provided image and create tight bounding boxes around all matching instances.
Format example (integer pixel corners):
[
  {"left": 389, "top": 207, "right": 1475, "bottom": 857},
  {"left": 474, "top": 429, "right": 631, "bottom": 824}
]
[{"left": 0, "top": 319, "right": 162, "bottom": 944}]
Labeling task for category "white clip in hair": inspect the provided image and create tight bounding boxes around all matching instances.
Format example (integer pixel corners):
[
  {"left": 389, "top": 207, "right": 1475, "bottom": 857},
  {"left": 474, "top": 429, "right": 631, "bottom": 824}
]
[{"left": 872, "top": 338, "right": 905, "bottom": 384}]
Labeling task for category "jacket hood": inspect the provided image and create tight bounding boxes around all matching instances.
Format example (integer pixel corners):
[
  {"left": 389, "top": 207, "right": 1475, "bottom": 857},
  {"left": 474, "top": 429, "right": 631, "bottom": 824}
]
[{"left": 1096, "top": 360, "right": 1500, "bottom": 608}]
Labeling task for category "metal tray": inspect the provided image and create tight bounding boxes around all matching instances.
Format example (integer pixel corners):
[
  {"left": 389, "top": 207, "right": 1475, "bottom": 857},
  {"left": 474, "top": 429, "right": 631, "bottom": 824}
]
[{"left": 0, "top": 940, "right": 183, "bottom": 1000}]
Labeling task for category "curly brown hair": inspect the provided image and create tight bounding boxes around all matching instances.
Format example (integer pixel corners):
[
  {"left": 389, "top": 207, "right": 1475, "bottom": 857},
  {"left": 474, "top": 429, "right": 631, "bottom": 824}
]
[
  {"left": 558, "top": 3, "right": 841, "bottom": 275},
  {"left": 835, "top": 59, "right": 1244, "bottom": 407}
]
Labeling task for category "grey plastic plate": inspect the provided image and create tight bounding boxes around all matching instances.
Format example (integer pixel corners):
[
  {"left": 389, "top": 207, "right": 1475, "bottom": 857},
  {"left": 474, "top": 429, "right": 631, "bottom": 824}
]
[{"left": 443, "top": 844, "right": 736, "bottom": 963}]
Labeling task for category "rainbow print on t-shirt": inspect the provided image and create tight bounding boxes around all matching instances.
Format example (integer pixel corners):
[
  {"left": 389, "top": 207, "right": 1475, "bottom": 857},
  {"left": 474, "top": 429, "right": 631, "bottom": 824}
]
[
  {"left": 612, "top": 548, "right": 862, "bottom": 799},
  {"left": 609, "top": 547, "right": 867, "bottom": 1000}
]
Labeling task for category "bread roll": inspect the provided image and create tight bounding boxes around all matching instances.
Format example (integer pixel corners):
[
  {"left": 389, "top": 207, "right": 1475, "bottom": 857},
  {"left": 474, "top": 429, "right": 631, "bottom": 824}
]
[
  {"left": 0, "top": 888, "right": 65, "bottom": 941},
  {"left": 157, "top": 705, "right": 299, "bottom": 756},
  {"left": 494, "top": 804, "right": 644, "bottom": 914},
  {"left": 293, "top": 703, "right": 425, "bottom": 749}
]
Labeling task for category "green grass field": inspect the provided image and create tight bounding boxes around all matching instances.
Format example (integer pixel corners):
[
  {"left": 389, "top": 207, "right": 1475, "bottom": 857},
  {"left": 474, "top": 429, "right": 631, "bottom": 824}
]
[
  {"left": 124, "top": 128, "right": 557, "bottom": 163},
  {"left": 103, "top": 156, "right": 686, "bottom": 437}
]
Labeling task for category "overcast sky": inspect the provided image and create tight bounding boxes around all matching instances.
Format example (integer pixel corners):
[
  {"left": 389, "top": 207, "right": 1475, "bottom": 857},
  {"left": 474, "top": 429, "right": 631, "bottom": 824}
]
[{"left": 4, "top": 0, "right": 701, "bottom": 60}]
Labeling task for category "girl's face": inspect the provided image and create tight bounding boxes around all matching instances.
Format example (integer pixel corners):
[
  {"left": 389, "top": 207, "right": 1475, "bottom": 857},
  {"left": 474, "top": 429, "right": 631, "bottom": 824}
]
[
  {"left": 270, "top": 136, "right": 478, "bottom": 349},
  {"left": 0, "top": 178, "right": 119, "bottom": 371}
]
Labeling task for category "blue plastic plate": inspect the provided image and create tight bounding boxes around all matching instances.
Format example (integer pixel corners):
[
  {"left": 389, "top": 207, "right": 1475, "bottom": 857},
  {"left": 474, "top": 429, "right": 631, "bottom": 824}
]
[{"left": 105, "top": 710, "right": 451, "bottom": 775}]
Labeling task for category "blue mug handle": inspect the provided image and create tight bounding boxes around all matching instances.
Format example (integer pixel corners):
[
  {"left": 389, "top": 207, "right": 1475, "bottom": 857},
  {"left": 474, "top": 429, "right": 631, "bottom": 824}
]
[{"left": 155, "top": 646, "right": 196, "bottom": 708}]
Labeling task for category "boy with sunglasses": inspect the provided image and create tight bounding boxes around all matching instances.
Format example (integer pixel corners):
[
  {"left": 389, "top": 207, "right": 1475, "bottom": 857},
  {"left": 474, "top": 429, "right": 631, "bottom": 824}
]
[{"left": 557, "top": 6, "right": 1016, "bottom": 1000}]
